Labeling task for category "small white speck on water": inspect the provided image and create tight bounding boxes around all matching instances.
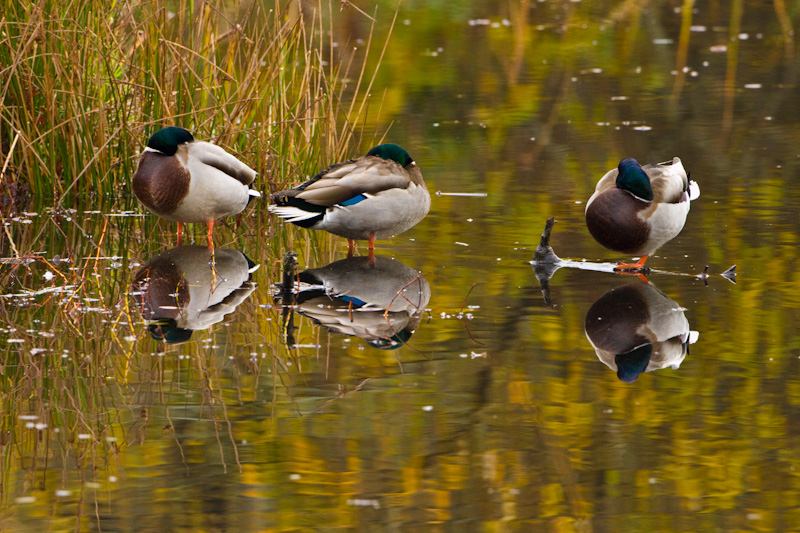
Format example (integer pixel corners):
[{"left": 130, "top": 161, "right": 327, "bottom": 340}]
[
  {"left": 15, "top": 497, "right": 36, "bottom": 504},
  {"left": 348, "top": 498, "right": 380, "bottom": 509},
  {"left": 289, "top": 474, "right": 301, "bottom": 481},
  {"left": 55, "top": 490, "right": 72, "bottom": 497},
  {"left": 739, "top": 33, "right": 749, "bottom": 40},
  {"left": 459, "top": 353, "right": 468, "bottom": 358},
  {"left": 78, "top": 434, "right": 92, "bottom": 440},
  {"left": 455, "top": 242, "right": 469, "bottom": 246},
  {"left": 422, "top": 405, "right": 434, "bottom": 412},
  {"left": 744, "top": 83, "right": 762, "bottom": 89}
]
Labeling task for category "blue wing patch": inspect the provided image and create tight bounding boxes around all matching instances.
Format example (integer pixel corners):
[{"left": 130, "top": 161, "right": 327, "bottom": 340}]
[
  {"left": 340, "top": 295, "right": 367, "bottom": 307},
  {"left": 340, "top": 194, "right": 368, "bottom": 207}
]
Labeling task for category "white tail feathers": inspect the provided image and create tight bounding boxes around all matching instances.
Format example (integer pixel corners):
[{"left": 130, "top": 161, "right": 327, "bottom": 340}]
[
  {"left": 268, "top": 205, "right": 320, "bottom": 223},
  {"left": 688, "top": 181, "right": 700, "bottom": 201}
]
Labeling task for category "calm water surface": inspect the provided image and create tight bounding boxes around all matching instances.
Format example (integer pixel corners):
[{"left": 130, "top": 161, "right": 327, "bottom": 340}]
[{"left": 3, "top": 1, "right": 800, "bottom": 531}]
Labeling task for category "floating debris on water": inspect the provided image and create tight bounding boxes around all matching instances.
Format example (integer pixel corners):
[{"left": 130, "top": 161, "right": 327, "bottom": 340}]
[
  {"left": 436, "top": 191, "right": 488, "bottom": 197},
  {"left": 347, "top": 498, "right": 380, "bottom": 509}
]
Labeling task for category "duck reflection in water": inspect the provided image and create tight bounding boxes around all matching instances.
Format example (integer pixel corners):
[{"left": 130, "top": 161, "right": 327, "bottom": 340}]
[
  {"left": 131, "top": 245, "right": 259, "bottom": 343},
  {"left": 584, "top": 283, "right": 699, "bottom": 382},
  {"left": 277, "top": 256, "right": 431, "bottom": 349}
]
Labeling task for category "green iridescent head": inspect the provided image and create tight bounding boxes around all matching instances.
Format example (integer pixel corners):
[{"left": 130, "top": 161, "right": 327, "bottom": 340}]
[
  {"left": 366, "top": 143, "right": 414, "bottom": 167},
  {"left": 146, "top": 127, "right": 194, "bottom": 156},
  {"left": 616, "top": 158, "right": 653, "bottom": 201}
]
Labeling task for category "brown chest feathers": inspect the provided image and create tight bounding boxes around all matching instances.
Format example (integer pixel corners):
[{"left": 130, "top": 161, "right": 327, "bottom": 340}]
[
  {"left": 132, "top": 152, "right": 190, "bottom": 214},
  {"left": 585, "top": 189, "right": 651, "bottom": 254}
]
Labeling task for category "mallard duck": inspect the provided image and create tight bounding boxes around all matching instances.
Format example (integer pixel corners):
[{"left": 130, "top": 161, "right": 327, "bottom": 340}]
[
  {"left": 268, "top": 143, "right": 430, "bottom": 265},
  {"left": 131, "top": 245, "right": 259, "bottom": 343},
  {"left": 585, "top": 157, "right": 699, "bottom": 271},
  {"left": 132, "top": 127, "right": 259, "bottom": 248},
  {"left": 585, "top": 282, "right": 698, "bottom": 382},
  {"left": 275, "top": 256, "right": 431, "bottom": 349}
]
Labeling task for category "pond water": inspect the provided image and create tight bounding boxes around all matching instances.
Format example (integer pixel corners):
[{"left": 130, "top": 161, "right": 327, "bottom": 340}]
[{"left": 3, "top": 1, "right": 800, "bottom": 531}]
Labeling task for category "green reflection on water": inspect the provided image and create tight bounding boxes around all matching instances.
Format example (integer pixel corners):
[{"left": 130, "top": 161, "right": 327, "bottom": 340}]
[{"left": 3, "top": 0, "right": 800, "bottom": 531}]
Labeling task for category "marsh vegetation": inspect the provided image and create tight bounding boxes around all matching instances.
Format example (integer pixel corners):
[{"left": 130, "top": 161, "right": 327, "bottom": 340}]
[{"left": 2, "top": 0, "right": 800, "bottom": 531}]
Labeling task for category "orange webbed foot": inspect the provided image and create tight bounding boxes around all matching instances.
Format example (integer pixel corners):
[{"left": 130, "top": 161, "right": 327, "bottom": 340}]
[
  {"left": 614, "top": 255, "right": 649, "bottom": 272},
  {"left": 613, "top": 255, "right": 649, "bottom": 283}
]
